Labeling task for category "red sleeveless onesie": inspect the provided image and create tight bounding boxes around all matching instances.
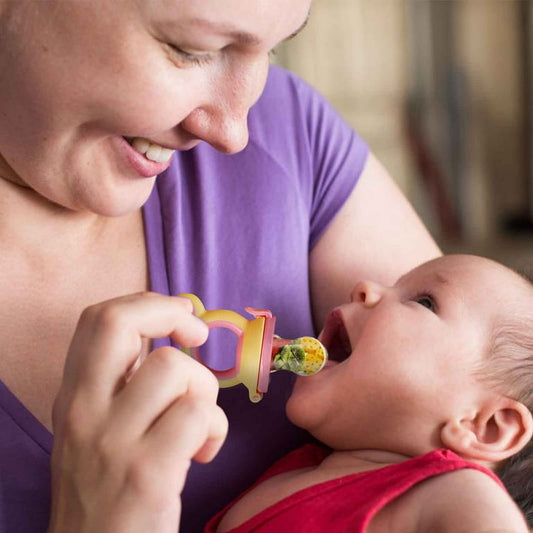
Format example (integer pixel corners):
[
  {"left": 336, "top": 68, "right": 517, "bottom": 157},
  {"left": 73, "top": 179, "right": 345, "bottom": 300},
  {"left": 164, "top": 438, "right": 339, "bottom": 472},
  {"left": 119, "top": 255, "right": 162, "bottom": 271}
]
[{"left": 205, "top": 444, "right": 502, "bottom": 533}]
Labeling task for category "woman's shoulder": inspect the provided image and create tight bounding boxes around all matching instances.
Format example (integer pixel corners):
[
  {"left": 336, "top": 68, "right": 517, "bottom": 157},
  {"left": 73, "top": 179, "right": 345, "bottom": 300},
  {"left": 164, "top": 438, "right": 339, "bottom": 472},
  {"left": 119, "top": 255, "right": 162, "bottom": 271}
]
[
  {"left": 248, "top": 65, "right": 355, "bottom": 153},
  {"left": 251, "top": 64, "right": 348, "bottom": 126},
  {"left": 255, "top": 65, "right": 316, "bottom": 110}
]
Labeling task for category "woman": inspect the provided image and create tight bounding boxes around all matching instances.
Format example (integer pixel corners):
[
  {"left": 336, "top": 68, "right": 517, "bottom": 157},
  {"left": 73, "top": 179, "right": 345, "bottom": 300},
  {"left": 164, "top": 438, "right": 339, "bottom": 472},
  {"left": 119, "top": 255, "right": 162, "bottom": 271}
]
[{"left": 0, "top": 1, "right": 440, "bottom": 531}]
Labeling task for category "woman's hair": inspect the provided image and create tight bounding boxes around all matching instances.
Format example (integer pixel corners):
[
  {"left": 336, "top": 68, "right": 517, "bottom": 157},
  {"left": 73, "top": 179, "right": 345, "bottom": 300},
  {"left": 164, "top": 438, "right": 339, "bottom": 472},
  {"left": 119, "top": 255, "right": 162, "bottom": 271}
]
[{"left": 481, "top": 302, "right": 533, "bottom": 527}]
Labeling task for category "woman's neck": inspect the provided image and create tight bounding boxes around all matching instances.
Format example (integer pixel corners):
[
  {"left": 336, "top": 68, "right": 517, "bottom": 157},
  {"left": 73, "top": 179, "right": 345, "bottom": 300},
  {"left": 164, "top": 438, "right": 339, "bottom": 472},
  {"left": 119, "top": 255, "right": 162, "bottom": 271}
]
[{"left": 0, "top": 174, "right": 136, "bottom": 258}]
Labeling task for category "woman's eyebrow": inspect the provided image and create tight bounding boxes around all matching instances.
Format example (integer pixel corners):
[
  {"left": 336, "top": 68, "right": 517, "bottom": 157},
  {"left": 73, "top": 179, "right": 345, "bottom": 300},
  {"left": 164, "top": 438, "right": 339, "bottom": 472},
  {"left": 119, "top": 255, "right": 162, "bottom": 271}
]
[
  {"left": 181, "top": 18, "right": 261, "bottom": 45},
  {"left": 184, "top": 10, "right": 311, "bottom": 46}
]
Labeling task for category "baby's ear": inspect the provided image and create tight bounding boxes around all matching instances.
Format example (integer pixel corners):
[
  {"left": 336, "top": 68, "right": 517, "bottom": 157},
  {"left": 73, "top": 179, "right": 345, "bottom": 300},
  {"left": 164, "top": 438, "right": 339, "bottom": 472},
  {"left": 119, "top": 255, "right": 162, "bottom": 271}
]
[{"left": 441, "top": 398, "right": 533, "bottom": 463}]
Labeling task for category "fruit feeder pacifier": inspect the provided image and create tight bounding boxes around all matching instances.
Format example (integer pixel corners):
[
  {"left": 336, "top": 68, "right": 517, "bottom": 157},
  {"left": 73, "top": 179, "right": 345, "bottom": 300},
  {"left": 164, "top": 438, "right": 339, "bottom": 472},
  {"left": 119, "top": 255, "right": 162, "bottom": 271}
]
[{"left": 179, "top": 294, "right": 328, "bottom": 403}]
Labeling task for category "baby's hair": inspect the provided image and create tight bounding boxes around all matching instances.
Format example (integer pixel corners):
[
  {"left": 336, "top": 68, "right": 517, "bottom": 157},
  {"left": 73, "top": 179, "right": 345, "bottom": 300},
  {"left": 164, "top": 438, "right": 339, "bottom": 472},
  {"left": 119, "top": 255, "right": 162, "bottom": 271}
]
[
  {"left": 479, "top": 277, "right": 533, "bottom": 527},
  {"left": 498, "top": 440, "right": 533, "bottom": 527}
]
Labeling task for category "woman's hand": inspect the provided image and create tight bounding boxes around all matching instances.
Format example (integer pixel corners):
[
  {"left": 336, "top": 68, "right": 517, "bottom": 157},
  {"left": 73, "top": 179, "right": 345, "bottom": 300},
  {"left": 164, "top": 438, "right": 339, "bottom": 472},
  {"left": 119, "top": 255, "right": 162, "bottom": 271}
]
[{"left": 49, "top": 292, "right": 228, "bottom": 533}]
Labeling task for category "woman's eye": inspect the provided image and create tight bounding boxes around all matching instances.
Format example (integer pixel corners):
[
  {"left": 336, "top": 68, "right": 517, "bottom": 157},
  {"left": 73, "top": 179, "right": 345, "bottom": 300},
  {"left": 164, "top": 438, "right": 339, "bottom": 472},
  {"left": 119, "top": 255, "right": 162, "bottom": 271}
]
[
  {"left": 167, "top": 45, "right": 212, "bottom": 67},
  {"left": 415, "top": 295, "right": 437, "bottom": 313}
]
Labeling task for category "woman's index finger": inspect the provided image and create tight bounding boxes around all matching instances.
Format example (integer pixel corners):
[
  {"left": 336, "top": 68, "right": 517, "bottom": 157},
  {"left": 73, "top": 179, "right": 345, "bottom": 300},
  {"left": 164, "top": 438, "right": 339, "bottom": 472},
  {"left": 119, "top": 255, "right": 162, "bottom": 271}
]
[{"left": 61, "top": 292, "right": 209, "bottom": 401}]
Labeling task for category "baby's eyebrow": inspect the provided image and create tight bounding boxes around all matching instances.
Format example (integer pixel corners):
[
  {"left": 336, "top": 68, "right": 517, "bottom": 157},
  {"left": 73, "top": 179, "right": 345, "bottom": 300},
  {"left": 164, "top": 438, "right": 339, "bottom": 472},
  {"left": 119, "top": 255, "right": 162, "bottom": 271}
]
[
  {"left": 395, "top": 270, "right": 451, "bottom": 288},
  {"left": 432, "top": 272, "right": 451, "bottom": 286}
]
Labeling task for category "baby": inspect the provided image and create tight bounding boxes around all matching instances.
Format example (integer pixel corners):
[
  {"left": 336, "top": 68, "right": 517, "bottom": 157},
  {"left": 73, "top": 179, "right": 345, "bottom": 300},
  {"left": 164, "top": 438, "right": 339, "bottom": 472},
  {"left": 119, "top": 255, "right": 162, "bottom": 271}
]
[{"left": 206, "top": 254, "right": 533, "bottom": 532}]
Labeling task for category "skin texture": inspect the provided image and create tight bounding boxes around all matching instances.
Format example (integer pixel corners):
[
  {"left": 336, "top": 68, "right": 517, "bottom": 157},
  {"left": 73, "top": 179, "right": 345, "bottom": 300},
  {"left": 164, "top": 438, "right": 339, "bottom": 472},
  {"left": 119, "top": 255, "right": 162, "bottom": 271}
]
[
  {"left": 219, "top": 255, "right": 533, "bottom": 532},
  {"left": 0, "top": 0, "right": 442, "bottom": 530}
]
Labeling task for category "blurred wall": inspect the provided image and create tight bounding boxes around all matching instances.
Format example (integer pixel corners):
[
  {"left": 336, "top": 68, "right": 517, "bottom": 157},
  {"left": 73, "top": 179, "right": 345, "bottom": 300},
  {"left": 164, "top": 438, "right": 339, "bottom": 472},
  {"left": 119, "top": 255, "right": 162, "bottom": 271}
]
[
  {"left": 278, "top": 0, "right": 413, "bottom": 195},
  {"left": 278, "top": 0, "right": 533, "bottom": 270}
]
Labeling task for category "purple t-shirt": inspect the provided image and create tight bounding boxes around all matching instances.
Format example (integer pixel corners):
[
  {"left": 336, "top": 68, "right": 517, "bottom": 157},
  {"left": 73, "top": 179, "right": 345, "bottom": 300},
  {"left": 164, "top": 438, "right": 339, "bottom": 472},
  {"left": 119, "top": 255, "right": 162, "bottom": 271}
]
[{"left": 0, "top": 66, "right": 368, "bottom": 532}]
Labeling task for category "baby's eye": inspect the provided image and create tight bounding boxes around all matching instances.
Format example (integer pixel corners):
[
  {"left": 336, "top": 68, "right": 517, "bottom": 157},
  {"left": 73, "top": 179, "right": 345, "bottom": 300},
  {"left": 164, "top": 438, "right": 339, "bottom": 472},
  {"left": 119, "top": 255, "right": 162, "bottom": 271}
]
[{"left": 415, "top": 294, "right": 437, "bottom": 313}]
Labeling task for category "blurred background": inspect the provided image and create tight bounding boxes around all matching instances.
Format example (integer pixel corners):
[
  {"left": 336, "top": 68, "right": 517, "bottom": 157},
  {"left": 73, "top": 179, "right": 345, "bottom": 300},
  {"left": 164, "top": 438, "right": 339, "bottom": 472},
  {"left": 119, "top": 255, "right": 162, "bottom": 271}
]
[{"left": 278, "top": 0, "right": 533, "bottom": 275}]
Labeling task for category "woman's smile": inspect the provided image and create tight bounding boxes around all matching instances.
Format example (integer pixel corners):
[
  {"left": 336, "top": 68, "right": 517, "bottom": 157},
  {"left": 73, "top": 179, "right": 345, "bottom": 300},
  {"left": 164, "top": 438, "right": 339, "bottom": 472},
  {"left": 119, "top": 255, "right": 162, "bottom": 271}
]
[{"left": 116, "top": 136, "right": 175, "bottom": 179}]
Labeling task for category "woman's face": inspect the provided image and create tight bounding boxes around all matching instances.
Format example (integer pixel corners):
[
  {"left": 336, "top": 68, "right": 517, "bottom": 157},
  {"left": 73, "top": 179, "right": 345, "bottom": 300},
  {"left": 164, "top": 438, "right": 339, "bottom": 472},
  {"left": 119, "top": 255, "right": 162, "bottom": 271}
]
[{"left": 0, "top": 0, "right": 310, "bottom": 215}]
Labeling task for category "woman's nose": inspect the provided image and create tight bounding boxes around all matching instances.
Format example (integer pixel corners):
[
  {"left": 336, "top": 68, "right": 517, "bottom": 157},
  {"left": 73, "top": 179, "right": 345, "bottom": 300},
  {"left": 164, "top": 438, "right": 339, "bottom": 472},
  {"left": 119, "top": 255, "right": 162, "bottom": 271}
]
[
  {"left": 351, "top": 281, "right": 384, "bottom": 308},
  {"left": 181, "top": 56, "right": 269, "bottom": 154}
]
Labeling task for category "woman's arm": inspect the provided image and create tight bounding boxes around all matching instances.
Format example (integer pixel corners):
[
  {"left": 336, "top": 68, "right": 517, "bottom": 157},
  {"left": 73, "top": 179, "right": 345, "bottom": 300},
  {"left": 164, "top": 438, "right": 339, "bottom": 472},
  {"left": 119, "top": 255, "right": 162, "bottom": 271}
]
[{"left": 310, "top": 152, "right": 441, "bottom": 329}]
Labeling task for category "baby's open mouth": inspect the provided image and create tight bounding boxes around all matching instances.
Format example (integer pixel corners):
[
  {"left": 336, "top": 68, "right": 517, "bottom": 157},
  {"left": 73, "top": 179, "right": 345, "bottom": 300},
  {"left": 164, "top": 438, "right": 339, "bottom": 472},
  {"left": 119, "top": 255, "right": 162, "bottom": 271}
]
[{"left": 318, "top": 309, "right": 352, "bottom": 362}]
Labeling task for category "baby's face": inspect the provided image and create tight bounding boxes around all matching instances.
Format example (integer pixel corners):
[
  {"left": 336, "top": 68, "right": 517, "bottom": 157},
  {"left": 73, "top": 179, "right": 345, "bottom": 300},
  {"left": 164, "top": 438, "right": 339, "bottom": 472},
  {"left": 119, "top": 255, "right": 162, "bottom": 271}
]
[{"left": 286, "top": 254, "right": 531, "bottom": 451}]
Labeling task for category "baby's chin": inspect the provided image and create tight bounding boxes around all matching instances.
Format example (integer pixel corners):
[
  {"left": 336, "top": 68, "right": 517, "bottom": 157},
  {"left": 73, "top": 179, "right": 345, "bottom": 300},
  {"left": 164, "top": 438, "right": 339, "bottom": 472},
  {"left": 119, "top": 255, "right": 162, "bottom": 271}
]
[
  {"left": 284, "top": 379, "right": 321, "bottom": 431},
  {"left": 284, "top": 387, "right": 303, "bottom": 425},
  {"left": 285, "top": 358, "right": 338, "bottom": 410}
]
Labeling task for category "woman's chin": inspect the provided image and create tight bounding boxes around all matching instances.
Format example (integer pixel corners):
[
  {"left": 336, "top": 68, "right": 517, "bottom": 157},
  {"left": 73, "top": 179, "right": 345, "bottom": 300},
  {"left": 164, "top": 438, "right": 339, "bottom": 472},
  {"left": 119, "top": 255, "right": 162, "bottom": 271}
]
[{"left": 82, "top": 178, "right": 156, "bottom": 217}]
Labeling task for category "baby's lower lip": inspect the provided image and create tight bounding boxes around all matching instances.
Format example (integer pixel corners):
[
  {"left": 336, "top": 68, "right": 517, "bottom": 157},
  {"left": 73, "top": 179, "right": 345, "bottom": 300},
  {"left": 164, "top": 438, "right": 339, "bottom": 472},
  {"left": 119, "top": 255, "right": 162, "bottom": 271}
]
[
  {"left": 298, "top": 359, "right": 338, "bottom": 378},
  {"left": 323, "top": 359, "right": 339, "bottom": 370}
]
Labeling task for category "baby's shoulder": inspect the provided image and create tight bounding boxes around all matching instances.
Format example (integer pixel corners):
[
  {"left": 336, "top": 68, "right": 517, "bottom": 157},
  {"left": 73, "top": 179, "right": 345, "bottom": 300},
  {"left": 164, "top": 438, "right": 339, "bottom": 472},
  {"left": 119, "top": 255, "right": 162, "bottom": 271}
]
[{"left": 371, "top": 467, "right": 527, "bottom": 532}]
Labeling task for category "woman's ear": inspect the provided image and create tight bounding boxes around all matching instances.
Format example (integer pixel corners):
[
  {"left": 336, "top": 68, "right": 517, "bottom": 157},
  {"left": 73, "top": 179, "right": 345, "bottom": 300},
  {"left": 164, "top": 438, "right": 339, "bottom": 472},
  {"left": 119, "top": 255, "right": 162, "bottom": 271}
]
[{"left": 441, "top": 398, "right": 533, "bottom": 463}]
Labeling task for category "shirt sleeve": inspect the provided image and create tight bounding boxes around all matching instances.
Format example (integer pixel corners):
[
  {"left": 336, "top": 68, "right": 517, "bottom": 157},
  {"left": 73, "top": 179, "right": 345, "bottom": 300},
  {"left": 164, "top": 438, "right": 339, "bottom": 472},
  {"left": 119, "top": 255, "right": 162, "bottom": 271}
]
[{"left": 247, "top": 66, "right": 369, "bottom": 250}]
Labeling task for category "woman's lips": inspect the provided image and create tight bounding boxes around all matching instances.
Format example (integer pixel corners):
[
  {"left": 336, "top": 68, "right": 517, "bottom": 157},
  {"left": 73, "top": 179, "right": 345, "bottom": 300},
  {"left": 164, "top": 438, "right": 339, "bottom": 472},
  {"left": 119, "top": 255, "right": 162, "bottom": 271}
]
[
  {"left": 115, "top": 136, "right": 174, "bottom": 178},
  {"left": 318, "top": 309, "right": 352, "bottom": 362}
]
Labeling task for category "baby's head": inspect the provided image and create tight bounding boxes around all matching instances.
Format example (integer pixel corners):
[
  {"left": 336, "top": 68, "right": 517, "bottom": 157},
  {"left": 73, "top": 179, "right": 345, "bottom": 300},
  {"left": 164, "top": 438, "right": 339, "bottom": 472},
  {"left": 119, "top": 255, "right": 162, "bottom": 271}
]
[{"left": 287, "top": 254, "right": 533, "bottom": 467}]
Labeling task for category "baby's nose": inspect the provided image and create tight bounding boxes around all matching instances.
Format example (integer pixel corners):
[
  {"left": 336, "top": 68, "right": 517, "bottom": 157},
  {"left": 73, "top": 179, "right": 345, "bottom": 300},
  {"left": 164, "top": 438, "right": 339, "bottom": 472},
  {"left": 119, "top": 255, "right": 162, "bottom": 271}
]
[{"left": 351, "top": 281, "right": 383, "bottom": 308}]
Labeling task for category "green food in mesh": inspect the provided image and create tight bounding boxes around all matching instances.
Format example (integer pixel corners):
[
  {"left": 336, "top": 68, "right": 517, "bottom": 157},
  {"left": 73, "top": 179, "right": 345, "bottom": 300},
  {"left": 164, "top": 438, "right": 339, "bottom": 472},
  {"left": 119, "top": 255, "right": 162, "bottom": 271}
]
[
  {"left": 272, "top": 336, "right": 327, "bottom": 375},
  {"left": 273, "top": 344, "right": 307, "bottom": 372}
]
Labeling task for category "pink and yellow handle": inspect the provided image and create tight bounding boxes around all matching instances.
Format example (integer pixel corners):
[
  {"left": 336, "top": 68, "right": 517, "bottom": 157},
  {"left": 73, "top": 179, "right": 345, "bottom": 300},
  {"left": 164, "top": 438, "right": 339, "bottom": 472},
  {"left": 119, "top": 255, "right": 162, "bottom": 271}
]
[
  {"left": 179, "top": 294, "right": 327, "bottom": 403},
  {"left": 180, "top": 293, "right": 275, "bottom": 402}
]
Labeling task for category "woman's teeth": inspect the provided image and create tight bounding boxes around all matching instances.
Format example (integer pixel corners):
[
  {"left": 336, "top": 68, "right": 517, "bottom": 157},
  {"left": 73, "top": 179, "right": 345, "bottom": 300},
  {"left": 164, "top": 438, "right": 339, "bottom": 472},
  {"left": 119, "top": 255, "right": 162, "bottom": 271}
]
[{"left": 129, "top": 137, "right": 175, "bottom": 163}]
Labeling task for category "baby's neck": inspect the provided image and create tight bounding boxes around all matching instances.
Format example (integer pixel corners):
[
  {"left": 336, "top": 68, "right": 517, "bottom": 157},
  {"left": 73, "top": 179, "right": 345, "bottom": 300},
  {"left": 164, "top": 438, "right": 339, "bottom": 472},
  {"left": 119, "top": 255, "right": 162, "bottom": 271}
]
[{"left": 317, "top": 448, "right": 413, "bottom": 476}]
